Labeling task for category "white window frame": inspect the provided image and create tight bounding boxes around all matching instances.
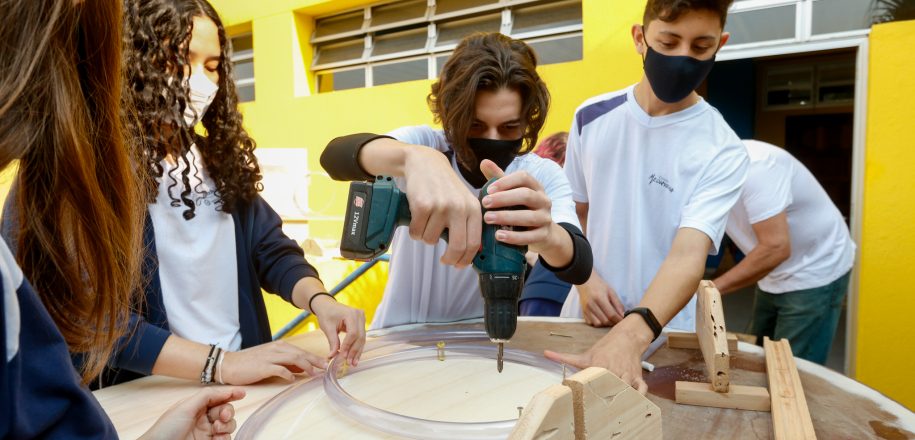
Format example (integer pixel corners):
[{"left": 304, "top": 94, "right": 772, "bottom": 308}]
[
  {"left": 311, "top": 0, "right": 583, "bottom": 89},
  {"left": 720, "top": 0, "right": 872, "bottom": 60},
  {"left": 230, "top": 32, "right": 255, "bottom": 97}
]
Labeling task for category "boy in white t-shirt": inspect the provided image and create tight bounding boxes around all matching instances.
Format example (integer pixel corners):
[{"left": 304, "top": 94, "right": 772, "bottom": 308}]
[
  {"left": 546, "top": 0, "right": 748, "bottom": 393},
  {"left": 321, "top": 33, "right": 593, "bottom": 330},
  {"left": 713, "top": 140, "right": 855, "bottom": 364}
]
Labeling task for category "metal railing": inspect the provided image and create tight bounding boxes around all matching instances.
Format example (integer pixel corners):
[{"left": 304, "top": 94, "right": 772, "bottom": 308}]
[{"left": 272, "top": 254, "right": 390, "bottom": 340}]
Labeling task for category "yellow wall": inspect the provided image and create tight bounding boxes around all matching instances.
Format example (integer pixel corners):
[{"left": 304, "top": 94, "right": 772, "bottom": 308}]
[{"left": 857, "top": 20, "right": 915, "bottom": 409}]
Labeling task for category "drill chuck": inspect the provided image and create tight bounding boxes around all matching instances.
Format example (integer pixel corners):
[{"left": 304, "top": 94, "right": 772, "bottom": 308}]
[{"left": 479, "top": 273, "right": 523, "bottom": 342}]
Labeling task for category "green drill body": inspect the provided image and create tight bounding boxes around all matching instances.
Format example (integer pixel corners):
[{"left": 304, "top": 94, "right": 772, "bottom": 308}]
[{"left": 340, "top": 176, "right": 528, "bottom": 369}]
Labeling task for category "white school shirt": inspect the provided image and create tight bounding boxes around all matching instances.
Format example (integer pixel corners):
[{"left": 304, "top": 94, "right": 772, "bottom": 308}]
[
  {"left": 725, "top": 140, "right": 855, "bottom": 293},
  {"left": 559, "top": 86, "right": 749, "bottom": 331},
  {"left": 1, "top": 237, "right": 22, "bottom": 362},
  {"left": 369, "top": 126, "right": 581, "bottom": 330},
  {"left": 148, "top": 144, "right": 242, "bottom": 350}
]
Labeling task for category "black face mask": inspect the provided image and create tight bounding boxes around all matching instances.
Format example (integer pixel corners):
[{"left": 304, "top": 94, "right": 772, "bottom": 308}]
[
  {"left": 458, "top": 137, "right": 523, "bottom": 188},
  {"left": 643, "top": 45, "right": 717, "bottom": 104}
]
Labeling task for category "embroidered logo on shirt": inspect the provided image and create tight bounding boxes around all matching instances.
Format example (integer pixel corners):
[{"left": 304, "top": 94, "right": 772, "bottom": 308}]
[{"left": 648, "top": 174, "right": 674, "bottom": 193}]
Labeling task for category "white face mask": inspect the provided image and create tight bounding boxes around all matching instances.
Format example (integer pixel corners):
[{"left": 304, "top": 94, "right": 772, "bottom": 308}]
[{"left": 183, "top": 71, "right": 219, "bottom": 127}]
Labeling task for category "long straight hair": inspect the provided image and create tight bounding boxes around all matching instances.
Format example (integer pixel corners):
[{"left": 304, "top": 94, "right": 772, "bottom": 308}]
[{"left": 0, "top": 0, "right": 145, "bottom": 383}]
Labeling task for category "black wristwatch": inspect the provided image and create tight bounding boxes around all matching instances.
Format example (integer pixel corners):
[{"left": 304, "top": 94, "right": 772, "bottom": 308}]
[{"left": 624, "top": 307, "right": 663, "bottom": 342}]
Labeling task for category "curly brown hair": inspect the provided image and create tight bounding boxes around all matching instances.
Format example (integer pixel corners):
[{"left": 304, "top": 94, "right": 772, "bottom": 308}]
[
  {"left": 123, "top": 0, "right": 261, "bottom": 219},
  {"left": 428, "top": 33, "right": 550, "bottom": 171}
]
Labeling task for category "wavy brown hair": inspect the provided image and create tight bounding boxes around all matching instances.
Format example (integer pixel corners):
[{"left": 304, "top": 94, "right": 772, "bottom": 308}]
[
  {"left": 428, "top": 32, "right": 550, "bottom": 170},
  {"left": 643, "top": 0, "right": 734, "bottom": 28},
  {"left": 0, "top": 0, "right": 145, "bottom": 383},
  {"left": 123, "top": 0, "right": 262, "bottom": 219}
]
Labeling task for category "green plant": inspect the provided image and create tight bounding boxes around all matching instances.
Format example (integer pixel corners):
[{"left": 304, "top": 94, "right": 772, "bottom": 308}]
[{"left": 872, "top": 0, "right": 915, "bottom": 24}]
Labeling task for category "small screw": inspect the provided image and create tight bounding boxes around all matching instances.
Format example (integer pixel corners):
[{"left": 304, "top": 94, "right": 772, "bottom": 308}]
[{"left": 437, "top": 341, "right": 446, "bottom": 361}]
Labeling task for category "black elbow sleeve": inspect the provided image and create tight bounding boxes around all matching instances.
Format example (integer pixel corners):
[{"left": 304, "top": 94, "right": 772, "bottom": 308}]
[
  {"left": 320, "top": 133, "right": 393, "bottom": 181},
  {"left": 538, "top": 222, "right": 593, "bottom": 285}
]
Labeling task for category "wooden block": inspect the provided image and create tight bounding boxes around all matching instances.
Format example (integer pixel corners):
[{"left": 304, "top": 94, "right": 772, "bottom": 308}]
[
  {"left": 764, "top": 337, "right": 817, "bottom": 440},
  {"left": 697, "top": 280, "right": 730, "bottom": 392},
  {"left": 675, "top": 381, "right": 771, "bottom": 411},
  {"left": 510, "top": 384, "right": 575, "bottom": 440},
  {"left": 563, "top": 367, "right": 662, "bottom": 440},
  {"left": 667, "top": 332, "right": 738, "bottom": 351}
]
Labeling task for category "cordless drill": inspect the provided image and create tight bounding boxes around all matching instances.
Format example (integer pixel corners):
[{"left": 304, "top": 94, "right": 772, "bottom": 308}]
[{"left": 340, "top": 176, "right": 528, "bottom": 372}]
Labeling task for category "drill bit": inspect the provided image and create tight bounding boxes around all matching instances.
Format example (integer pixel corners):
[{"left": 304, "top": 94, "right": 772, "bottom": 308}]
[{"left": 497, "top": 342, "right": 504, "bottom": 373}]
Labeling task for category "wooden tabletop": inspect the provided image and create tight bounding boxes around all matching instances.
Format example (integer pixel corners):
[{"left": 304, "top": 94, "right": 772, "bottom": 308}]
[{"left": 93, "top": 319, "right": 915, "bottom": 439}]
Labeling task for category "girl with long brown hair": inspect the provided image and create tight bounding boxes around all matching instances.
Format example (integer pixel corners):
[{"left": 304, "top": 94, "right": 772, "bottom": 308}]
[
  {"left": 321, "top": 33, "right": 593, "bottom": 330},
  {"left": 1, "top": 0, "right": 242, "bottom": 437},
  {"left": 108, "top": 0, "right": 366, "bottom": 387}
]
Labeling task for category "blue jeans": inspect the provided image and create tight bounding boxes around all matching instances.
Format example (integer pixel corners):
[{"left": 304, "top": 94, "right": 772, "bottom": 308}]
[{"left": 749, "top": 270, "right": 851, "bottom": 365}]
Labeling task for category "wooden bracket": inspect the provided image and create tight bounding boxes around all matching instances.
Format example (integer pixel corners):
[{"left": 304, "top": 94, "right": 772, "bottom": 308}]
[
  {"left": 509, "top": 384, "right": 574, "bottom": 440},
  {"left": 696, "top": 280, "right": 730, "bottom": 392},
  {"left": 675, "top": 381, "right": 770, "bottom": 411},
  {"left": 672, "top": 280, "right": 771, "bottom": 413},
  {"left": 667, "top": 331, "right": 738, "bottom": 351},
  {"left": 510, "top": 367, "right": 662, "bottom": 440},
  {"left": 765, "top": 337, "right": 817, "bottom": 439}
]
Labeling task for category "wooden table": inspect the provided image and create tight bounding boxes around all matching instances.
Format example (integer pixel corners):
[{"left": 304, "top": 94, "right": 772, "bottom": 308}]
[{"left": 94, "top": 318, "right": 915, "bottom": 439}]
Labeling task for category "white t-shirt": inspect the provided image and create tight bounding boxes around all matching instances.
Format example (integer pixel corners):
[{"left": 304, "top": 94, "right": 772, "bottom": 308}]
[
  {"left": 148, "top": 144, "right": 242, "bottom": 350},
  {"left": 725, "top": 140, "right": 855, "bottom": 293},
  {"left": 1, "top": 237, "right": 22, "bottom": 362},
  {"left": 370, "top": 126, "right": 581, "bottom": 329},
  {"left": 559, "top": 86, "right": 749, "bottom": 331}
]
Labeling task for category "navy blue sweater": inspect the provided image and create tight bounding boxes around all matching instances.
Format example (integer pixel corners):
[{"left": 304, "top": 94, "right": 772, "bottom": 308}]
[
  {"left": 1, "top": 240, "right": 116, "bottom": 439},
  {"left": 105, "top": 194, "right": 320, "bottom": 384}
]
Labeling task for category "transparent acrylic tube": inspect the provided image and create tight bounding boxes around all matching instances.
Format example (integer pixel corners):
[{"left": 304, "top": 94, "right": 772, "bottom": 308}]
[
  {"left": 237, "top": 329, "right": 573, "bottom": 440},
  {"left": 323, "top": 344, "right": 565, "bottom": 440}
]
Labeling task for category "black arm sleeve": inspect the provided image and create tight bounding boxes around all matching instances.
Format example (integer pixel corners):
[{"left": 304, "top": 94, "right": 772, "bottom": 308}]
[
  {"left": 320, "top": 133, "right": 394, "bottom": 181},
  {"left": 538, "top": 222, "right": 593, "bottom": 285}
]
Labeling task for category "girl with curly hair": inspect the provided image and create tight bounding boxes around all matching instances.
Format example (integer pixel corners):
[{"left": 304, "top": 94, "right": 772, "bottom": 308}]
[
  {"left": 1, "top": 0, "right": 243, "bottom": 437},
  {"left": 110, "top": 0, "right": 366, "bottom": 386},
  {"left": 321, "top": 33, "right": 593, "bottom": 330}
]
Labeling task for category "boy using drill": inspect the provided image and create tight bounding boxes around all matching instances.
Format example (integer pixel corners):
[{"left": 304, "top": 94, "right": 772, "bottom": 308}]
[{"left": 546, "top": 0, "right": 749, "bottom": 393}]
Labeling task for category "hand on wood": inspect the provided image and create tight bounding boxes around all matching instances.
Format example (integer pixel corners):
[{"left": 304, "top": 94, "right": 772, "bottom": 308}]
[
  {"left": 544, "top": 322, "right": 650, "bottom": 395},
  {"left": 312, "top": 295, "right": 367, "bottom": 366},
  {"left": 221, "top": 340, "right": 327, "bottom": 384},
  {"left": 141, "top": 387, "right": 245, "bottom": 440}
]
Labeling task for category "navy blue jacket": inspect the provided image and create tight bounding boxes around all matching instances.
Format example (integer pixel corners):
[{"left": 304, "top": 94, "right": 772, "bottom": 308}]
[
  {"left": 107, "top": 194, "right": 320, "bottom": 383},
  {"left": 1, "top": 243, "right": 116, "bottom": 439}
]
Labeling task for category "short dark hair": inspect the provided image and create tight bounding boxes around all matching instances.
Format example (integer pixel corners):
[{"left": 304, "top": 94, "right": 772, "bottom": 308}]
[
  {"left": 428, "top": 32, "right": 550, "bottom": 170},
  {"left": 643, "top": 0, "right": 734, "bottom": 28}
]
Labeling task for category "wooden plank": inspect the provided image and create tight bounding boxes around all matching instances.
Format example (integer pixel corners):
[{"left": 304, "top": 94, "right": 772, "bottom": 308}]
[
  {"left": 765, "top": 337, "right": 817, "bottom": 440},
  {"left": 675, "top": 381, "right": 771, "bottom": 411},
  {"left": 697, "top": 280, "right": 730, "bottom": 392},
  {"left": 563, "top": 367, "right": 662, "bottom": 440},
  {"left": 667, "top": 332, "right": 738, "bottom": 351},
  {"left": 509, "top": 384, "right": 575, "bottom": 440}
]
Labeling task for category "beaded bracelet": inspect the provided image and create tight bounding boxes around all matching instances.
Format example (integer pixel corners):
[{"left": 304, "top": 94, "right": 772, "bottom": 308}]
[{"left": 200, "top": 344, "right": 221, "bottom": 385}]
